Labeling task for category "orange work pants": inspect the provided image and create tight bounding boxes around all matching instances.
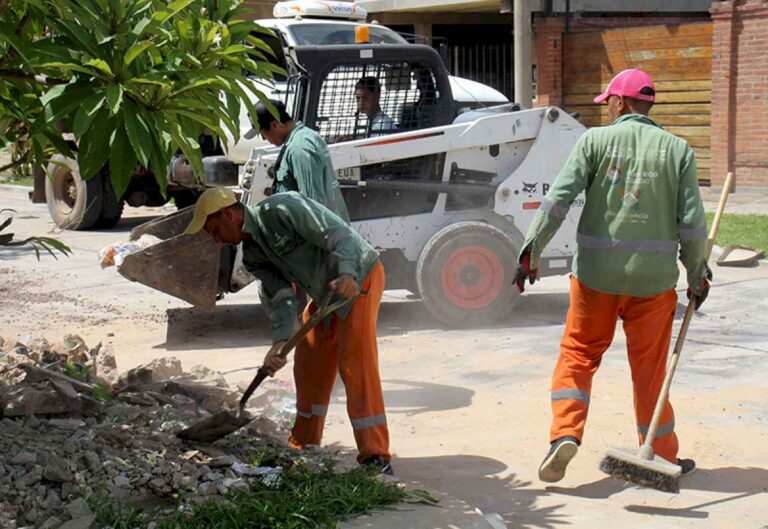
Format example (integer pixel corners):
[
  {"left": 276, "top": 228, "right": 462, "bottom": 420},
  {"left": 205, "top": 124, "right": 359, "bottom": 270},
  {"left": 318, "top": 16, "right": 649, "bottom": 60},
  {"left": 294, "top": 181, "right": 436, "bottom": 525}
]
[
  {"left": 288, "top": 263, "right": 390, "bottom": 463},
  {"left": 550, "top": 276, "right": 679, "bottom": 462}
]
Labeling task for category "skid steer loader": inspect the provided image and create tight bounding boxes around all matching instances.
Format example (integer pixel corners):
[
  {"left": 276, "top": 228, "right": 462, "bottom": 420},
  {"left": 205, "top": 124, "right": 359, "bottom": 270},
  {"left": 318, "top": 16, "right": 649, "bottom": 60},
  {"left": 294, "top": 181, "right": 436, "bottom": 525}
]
[{"left": 119, "top": 43, "right": 585, "bottom": 327}]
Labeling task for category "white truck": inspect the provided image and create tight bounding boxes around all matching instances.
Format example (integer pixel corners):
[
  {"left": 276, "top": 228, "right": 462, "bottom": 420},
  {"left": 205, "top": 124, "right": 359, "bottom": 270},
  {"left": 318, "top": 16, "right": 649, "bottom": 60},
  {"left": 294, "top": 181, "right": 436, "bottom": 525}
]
[
  {"left": 119, "top": 41, "right": 585, "bottom": 326},
  {"left": 39, "top": 0, "right": 509, "bottom": 231}
]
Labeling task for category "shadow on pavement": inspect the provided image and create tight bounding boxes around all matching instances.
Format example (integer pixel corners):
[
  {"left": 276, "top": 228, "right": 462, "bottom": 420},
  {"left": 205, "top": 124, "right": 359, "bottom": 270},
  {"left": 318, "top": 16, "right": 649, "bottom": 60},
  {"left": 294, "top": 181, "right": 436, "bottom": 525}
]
[
  {"left": 549, "top": 466, "right": 768, "bottom": 520},
  {"left": 379, "top": 379, "right": 474, "bottom": 416},
  {"left": 158, "top": 292, "right": 570, "bottom": 351},
  {"left": 395, "top": 454, "right": 568, "bottom": 529}
]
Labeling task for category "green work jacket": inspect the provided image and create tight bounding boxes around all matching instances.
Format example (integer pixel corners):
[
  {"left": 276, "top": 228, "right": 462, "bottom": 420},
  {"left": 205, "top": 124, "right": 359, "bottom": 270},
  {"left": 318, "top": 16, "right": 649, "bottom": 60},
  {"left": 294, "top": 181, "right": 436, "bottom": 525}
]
[{"left": 522, "top": 113, "right": 708, "bottom": 297}]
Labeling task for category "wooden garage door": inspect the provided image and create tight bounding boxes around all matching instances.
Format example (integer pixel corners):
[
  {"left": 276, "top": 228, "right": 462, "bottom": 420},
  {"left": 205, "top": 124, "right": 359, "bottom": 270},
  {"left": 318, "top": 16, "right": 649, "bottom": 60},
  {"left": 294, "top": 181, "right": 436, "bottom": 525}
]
[{"left": 562, "top": 22, "right": 712, "bottom": 183}]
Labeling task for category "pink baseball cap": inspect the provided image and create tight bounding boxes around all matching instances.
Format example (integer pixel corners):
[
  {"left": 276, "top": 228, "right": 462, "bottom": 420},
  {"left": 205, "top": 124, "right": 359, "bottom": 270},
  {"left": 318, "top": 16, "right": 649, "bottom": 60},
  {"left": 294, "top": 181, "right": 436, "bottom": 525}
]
[{"left": 593, "top": 68, "right": 656, "bottom": 103}]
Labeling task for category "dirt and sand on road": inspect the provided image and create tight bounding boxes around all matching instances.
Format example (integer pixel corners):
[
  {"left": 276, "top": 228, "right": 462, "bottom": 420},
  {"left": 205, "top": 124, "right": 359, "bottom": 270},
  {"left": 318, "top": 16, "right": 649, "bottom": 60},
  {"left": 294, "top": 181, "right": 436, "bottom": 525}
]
[{"left": 1, "top": 184, "right": 767, "bottom": 528}]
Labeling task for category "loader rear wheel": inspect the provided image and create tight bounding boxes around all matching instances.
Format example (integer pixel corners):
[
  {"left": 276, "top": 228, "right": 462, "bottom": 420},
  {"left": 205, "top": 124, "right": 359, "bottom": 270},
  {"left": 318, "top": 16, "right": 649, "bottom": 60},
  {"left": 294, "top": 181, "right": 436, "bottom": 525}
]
[
  {"left": 417, "top": 222, "right": 520, "bottom": 327},
  {"left": 45, "top": 155, "right": 103, "bottom": 230}
]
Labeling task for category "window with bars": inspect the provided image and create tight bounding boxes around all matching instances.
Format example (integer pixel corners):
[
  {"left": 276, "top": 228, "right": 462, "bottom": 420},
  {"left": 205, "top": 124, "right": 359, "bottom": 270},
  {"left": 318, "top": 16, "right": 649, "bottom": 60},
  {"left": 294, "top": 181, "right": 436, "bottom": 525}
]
[{"left": 314, "top": 62, "right": 441, "bottom": 144}]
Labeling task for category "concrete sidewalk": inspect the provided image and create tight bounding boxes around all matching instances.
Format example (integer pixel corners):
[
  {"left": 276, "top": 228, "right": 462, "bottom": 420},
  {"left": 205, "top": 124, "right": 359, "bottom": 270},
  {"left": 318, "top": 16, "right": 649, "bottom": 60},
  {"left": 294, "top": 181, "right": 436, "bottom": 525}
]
[{"left": 700, "top": 186, "right": 768, "bottom": 215}]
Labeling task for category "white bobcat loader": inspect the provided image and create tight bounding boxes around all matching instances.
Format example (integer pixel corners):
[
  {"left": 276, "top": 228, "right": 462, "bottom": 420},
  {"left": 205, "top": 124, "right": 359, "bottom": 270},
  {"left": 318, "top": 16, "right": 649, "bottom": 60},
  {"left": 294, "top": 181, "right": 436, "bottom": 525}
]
[{"left": 119, "top": 43, "right": 585, "bottom": 327}]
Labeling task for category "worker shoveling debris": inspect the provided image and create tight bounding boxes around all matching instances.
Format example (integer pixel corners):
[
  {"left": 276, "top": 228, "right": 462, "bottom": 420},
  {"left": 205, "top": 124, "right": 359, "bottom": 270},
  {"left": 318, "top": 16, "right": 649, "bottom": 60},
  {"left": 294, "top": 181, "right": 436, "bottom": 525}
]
[{"left": 0, "top": 333, "right": 319, "bottom": 529}]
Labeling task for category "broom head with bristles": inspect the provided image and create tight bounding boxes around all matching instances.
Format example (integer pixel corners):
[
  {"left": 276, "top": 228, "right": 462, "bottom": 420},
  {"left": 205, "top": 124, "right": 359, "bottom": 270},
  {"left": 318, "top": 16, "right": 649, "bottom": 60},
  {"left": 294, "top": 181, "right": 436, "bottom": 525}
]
[{"left": 599, "top": 446, "right": 682, "bottom": 493}]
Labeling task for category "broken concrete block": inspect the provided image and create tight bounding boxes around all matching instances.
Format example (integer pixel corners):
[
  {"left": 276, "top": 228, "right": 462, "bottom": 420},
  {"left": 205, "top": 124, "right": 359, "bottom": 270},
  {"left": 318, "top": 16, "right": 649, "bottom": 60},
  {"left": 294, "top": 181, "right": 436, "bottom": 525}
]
[
  {"left": 161, "top": 380, "right": 239, "bottom": 408},
  {"left": 40, "top": 516, "right": 64, "bottom": 529},
  {"left": 15, "top": 466, "right": 43, "bottom": 488},
  {"left": 65, "top": 497, "right": 93, "bottom": 519},
  {"left": 93, "top": 423, "right": 132, "bottom": 448},
  {"left": 92, "top": 344, "right": 118, "bottom": 386},
  {"left": 44, "top": 455, "right": 73, "bottom": 483},
  {"left": 175, "top": 364, "right": 229, "bottom": 388},
  {"left": 10, "top": 451, "right": 37, "bottom": 465},
  {"left": 47, "top": 418, "right": 86, "bottom": 431},
  {"left": 59, "top": 515, "right": 96, "bottom": 529},
  {"left": 61, "top": 334, "right": 88, "bottom": 364},
  {"left": 0, "top": 385, "right": 76, "bottom": 417},
  {"left": 50, "top": 379, "right": 79, "bottom": 400},
  {"left": 120, "top": 357, "right": 183, "bottom": 386}
]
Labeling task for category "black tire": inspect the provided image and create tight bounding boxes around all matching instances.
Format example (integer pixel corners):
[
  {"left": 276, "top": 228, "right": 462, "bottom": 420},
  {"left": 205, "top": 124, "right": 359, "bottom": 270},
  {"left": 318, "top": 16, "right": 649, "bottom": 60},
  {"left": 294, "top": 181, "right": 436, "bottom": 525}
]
[
  {"left": 416, "top": 221, "right": 520, "bottom": 327},
  {"left": 45, "top": 155, "right": 103, "bottom": 230},
  {"left": 171, "top": 190, "right": 200, "bottom": 210},
  {"left": 94, "top": 170, "right": 125, "bottom": 229}
]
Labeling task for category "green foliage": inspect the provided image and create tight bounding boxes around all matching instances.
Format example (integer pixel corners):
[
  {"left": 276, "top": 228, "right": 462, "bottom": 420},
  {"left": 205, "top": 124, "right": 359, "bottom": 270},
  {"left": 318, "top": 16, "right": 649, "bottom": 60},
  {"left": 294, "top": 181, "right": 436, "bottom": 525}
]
[
  {"left": 0, "top": 0, "right": 281, "bottom": 198},
  {"left": 0, "top": 209, "right": 72, "bottom": 259},
  {"left": 90, "top": 463, "right": 408, "bottom": 529},
  {"left": 64, "top": 359, "right": 91, "bottom": 381}
]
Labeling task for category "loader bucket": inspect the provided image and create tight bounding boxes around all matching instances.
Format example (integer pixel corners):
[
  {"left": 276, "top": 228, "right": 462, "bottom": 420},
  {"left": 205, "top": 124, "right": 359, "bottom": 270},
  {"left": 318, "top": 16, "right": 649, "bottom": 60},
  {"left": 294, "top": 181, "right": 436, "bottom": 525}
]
[{"left": 118, "top": 207, "right": 221, "bottom": 310}]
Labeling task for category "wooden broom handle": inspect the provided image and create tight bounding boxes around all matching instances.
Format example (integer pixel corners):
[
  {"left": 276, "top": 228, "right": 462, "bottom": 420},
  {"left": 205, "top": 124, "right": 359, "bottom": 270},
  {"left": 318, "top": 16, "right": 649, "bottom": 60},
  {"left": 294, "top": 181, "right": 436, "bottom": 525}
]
[{"left": 641, "top": 171, "right": 734, "bottom": 458}]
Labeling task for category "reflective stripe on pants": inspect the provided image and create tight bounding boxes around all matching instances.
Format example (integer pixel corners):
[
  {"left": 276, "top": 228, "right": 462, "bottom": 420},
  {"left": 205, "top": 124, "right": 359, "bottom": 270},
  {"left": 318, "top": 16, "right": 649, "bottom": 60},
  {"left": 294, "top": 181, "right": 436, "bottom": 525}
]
[
  {"left": 289, "top": 263, "right": 390, "bottom": 463},
  {"left": 550, "top": 276, "right": 679, "bottom": 463}
]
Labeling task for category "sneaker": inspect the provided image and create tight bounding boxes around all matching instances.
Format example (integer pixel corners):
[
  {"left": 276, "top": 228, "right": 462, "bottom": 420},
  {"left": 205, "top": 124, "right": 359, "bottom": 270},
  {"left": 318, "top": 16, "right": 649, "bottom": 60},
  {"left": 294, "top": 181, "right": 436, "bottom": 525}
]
[
  {"left": 362, "top": 455, "right": 394, "bottom": 476},
  {"left": 678, "top": 458, "right": 696, "bottom": 477},
  {"left": 538, "top": 436, "right": 579, "bottom": 483}
]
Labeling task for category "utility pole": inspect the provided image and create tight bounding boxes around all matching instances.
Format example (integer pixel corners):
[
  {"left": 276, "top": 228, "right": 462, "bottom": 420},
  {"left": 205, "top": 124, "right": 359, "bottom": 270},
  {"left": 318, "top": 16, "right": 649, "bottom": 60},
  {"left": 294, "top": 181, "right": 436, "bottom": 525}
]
[{"left": 513, "top": 0, "right": 533, "bottom": 108}]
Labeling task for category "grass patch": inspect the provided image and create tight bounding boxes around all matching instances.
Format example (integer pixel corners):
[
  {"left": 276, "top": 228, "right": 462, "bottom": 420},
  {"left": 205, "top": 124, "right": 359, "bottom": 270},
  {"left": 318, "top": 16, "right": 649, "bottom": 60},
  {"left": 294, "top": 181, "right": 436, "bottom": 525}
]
[
  {"left": 91, "top": 463, "right": 407, "bottom": 529},
  {"left": 0, "top": 175, "right": 33, "bottom": 187},
  {"left": 707, "top": 212, "right": 768, "bottom": 252}
]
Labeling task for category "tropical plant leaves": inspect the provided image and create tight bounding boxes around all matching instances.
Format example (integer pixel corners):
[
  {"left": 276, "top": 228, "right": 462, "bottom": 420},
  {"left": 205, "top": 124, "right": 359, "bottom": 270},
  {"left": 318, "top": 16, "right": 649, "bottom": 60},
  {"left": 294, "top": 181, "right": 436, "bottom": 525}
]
[{"left": 0, "top": 0, "right": 278, "bottom": 193}]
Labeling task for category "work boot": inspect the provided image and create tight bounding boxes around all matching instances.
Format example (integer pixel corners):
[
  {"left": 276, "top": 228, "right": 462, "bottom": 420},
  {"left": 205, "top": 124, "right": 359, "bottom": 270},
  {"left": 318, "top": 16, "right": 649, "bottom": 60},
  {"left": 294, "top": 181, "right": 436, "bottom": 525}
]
[
  {"left": 538, "top": 436, "right": 579, "bottom": 483},
  {"left": 678, "top": 458, "right": 696, "bottom": 477},
  {"left": 362, "top": 455, "right": 394, "bottom": 476}
]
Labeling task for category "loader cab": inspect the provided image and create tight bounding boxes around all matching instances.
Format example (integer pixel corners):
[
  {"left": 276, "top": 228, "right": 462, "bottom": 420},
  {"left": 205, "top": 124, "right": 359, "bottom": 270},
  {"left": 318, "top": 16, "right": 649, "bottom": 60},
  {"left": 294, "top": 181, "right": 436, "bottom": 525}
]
[{"left": 289, "top": 44, "right": 455, "bottom": 221}]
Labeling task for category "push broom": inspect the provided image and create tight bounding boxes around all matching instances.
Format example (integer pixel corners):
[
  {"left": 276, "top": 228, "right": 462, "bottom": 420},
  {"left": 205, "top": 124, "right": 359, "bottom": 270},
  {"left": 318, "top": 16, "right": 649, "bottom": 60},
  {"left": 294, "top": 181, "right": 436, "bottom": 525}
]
[{"left": 599, "top": 171, "right": 734, "bottom": 493}]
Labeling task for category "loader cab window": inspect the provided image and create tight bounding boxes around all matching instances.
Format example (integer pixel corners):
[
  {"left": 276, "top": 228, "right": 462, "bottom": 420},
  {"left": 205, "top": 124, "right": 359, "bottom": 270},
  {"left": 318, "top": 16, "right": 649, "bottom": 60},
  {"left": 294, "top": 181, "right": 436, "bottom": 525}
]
[
  {"left": 314, "top": 62, "right": 441, "bottom": 143},
  {"left": 312, "top": 61, "right": 446, "bottom": 221}
]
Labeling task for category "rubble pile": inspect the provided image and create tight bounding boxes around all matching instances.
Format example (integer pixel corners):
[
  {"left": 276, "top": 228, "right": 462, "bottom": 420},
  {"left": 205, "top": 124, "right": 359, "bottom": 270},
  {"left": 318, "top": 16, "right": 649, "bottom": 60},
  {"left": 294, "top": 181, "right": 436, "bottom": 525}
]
[{"left": 0, "top": 334, "right": 302, "bottom": 529}]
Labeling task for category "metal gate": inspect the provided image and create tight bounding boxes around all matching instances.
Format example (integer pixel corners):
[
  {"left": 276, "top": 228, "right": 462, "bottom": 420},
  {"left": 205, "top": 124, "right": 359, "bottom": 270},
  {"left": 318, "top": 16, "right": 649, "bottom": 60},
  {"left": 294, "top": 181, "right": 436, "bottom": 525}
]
[{"left": 446, "top": 43, "right": 514, "bottom": 101}]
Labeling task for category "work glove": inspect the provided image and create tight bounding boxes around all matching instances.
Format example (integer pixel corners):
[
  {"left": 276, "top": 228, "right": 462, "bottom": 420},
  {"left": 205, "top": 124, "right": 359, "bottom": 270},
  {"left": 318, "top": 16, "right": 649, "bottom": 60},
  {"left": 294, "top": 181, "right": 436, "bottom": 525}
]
[
  {"left": 687, "top": 265, "right": 713, "bottom": 310},
  {"left": 513, "top": 248, "right": 538, "bottom": 293}
]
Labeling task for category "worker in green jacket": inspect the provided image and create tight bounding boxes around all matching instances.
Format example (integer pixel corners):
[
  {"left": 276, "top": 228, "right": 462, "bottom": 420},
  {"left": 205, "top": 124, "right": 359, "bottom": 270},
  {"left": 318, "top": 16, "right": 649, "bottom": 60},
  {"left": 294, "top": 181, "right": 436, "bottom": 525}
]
[
  {"left": 515, "top": 68, "right": 709, "bottom": 483},
  {"left": 185, "top": 189, "right": 392, "bottom": 474},
  {"left": 253, "top": 99, "right": 349, "bottom": 221}
]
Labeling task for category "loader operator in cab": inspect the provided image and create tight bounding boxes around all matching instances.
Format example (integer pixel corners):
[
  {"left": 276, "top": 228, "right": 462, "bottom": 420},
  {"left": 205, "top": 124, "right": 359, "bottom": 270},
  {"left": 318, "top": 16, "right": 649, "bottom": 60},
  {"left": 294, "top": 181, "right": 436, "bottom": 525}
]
[
  {"left": 184, "top": 188, "right": 392, "bottom": 475},
  {"left": 251, "top": 99, "right": 349, "bottom": 221},
  {"left": 355, "top": 77, "right": 396, "bottom": 137},
  {"left": 514, "top": 68, "right": 709, "bottom": 484}
]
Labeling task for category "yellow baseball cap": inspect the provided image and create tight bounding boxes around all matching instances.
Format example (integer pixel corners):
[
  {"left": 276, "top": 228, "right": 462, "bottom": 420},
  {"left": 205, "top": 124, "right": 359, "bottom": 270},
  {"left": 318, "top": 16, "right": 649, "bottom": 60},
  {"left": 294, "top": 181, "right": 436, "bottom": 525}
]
[{"left": 183, "top": 187, "right": 238, "bottom": 235}]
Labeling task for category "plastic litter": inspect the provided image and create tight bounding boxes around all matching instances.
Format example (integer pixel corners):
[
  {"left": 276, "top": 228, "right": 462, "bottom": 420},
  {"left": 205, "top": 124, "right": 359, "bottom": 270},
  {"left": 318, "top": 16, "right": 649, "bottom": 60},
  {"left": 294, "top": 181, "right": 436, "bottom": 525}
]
[{"left": 98, "top": 235, "right": 162, "bottom": 268}]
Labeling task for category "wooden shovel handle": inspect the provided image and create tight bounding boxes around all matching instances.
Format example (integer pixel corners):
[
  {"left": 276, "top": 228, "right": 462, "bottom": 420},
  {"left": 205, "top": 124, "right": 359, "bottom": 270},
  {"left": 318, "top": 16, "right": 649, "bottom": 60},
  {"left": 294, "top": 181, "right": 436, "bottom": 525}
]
[{"left": 238, "top": 291, "right": 352, "bottom": 412}]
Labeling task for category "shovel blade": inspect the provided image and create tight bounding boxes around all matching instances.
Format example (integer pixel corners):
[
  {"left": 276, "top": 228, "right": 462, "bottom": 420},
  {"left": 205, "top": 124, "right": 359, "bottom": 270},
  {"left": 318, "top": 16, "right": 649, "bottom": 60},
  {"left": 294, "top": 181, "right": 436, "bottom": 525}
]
[{"left": 177, "top": 411, "right": 253, "bottom": 443}]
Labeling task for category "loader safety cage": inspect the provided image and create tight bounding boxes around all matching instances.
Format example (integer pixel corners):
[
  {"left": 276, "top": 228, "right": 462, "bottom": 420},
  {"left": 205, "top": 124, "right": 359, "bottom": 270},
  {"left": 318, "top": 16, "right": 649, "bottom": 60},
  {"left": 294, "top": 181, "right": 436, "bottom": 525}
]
[{"left": 290, "top": 45, "right": 455, "bottom": 142}]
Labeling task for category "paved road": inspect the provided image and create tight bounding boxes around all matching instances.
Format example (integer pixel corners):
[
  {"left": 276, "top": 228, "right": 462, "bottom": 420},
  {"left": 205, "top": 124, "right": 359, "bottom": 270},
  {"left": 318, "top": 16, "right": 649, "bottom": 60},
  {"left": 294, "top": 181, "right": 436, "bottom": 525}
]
[{"left": 2, "top": 184, "right": 767, "bottom": 529}]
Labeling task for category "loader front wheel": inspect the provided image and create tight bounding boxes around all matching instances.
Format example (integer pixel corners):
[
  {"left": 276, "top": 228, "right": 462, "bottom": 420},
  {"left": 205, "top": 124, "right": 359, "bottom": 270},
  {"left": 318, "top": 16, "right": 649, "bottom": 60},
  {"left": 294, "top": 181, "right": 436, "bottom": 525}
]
[{"left": 417, "top": 222, "right": 520, "bottom": 327}]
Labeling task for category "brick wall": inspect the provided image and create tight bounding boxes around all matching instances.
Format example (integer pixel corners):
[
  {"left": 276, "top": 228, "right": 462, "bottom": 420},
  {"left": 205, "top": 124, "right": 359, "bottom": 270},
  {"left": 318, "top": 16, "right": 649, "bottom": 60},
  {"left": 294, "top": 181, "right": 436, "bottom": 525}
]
[
  {"left": 711, "top": 0, "right": 768, "bottom": 188},
  {"left": 533, "top": 18, "right": 564, "bottom": 107}
]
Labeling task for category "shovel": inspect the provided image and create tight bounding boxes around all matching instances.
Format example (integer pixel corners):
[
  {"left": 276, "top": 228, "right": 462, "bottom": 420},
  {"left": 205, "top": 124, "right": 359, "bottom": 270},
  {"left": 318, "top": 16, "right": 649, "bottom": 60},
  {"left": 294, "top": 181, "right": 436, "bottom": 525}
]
[{"left": 177, "top": 291, "right": 350, "bottom": 443}]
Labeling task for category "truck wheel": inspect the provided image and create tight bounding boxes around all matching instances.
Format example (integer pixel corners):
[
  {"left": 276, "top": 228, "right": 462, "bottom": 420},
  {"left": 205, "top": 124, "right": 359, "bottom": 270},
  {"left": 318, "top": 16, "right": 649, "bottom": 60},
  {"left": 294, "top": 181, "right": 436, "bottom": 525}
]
[
  {"left": 94, "top": 170, "right": 125, "bottom": 229},
  {"left": 45, "top": 155, "right": 103, "bottom": 230},
  {"left": 417, "top": 222, "right": 520, "bottom": 327}
]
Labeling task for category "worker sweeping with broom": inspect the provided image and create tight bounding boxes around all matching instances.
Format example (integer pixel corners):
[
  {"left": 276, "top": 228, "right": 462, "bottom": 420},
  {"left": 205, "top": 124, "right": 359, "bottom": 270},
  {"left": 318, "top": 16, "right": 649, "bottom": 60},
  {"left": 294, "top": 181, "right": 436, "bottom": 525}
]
[{"left": 514, "top": 68, "right": 710, "bottom": 487}]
